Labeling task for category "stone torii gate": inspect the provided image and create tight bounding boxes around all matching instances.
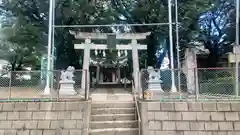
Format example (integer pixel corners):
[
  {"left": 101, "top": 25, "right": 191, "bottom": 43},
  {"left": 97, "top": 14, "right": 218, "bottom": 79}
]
[{"left": 70, "top": 31, "right": 150, "bottom": 91}]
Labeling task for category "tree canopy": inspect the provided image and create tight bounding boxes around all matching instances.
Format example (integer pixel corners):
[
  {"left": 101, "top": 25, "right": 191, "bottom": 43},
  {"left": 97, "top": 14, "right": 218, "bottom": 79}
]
[{"left": 0, "top": 0, "right": 238, "bottom": 70}]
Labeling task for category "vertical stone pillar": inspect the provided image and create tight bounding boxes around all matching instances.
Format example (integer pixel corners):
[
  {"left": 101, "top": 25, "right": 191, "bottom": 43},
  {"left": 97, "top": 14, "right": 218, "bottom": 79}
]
[
  {"left": 81, "top": 39, "right": 91, "bottom": 90},
  {"left": 96, "top": 65, "right": 100, "bottom": 84},
  {"left": 117, "top": 68, "right": 121, "bottom": 83},
  {"left": 131, "top": 39, "right": 139, "bottom": 91}
]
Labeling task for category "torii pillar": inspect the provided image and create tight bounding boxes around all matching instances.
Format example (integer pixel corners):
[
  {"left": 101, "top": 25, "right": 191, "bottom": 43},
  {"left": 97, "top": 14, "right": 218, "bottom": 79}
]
[{"left": 70, "top": 31, "right": 150, "bottom": 92}]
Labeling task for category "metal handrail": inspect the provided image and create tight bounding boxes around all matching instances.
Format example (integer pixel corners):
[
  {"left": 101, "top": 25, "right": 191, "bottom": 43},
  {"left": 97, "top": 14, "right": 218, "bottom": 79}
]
[{"left": 132, "top": 80, "right": 141, "bottom": 135}]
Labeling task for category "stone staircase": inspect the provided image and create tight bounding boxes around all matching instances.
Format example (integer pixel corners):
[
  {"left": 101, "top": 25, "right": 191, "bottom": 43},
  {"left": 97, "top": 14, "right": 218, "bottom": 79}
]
[{"left": 90, "top": 102, "right": 138, "bottom": 135}]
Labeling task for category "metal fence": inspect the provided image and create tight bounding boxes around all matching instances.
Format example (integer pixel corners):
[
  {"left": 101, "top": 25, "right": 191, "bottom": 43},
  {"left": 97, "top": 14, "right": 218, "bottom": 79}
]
[
  {"left": 139, "top": 67, "right": 240, "bottom": 101},
  {"left": 0, "top": 69, "right": 89, "bottom": 101}
]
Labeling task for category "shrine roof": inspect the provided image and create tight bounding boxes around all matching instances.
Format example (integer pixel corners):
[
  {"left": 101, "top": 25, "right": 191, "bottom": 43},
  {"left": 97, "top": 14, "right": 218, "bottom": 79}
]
[
  {"left": 90, "top": 64, "right": 127, "bottom": 68},
  {"left": 69, "top": 31, "right": 151, "bottom": 40}
]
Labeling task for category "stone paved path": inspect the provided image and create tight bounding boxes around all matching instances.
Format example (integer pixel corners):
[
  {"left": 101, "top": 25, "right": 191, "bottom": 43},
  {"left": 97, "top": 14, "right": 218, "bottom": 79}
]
[{"left": 91, "top": 88, "right": 134, "bottom": 102}]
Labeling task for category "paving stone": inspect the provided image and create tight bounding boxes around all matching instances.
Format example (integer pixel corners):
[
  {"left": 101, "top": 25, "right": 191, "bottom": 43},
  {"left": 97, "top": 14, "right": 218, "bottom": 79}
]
[
  {"left": 25, "top": 121, "right": 37, "bottom": 129},
  {"left": 12, "top": 121, "right": 25, "bottom": 129},
  {"left": 71, "top": 111, "right": 83, "bottom": 120},
  {"left": 154, "top": 112, "right": 168, "bottom": 120},
  {"left": 76, "top": 120, "right": 84, "bottom": 129},
  {"left": 0, "top": 112, "right": 7, "bottom": 120},
  {"left": 69, "top": 130, "right": 82, "bottom": 135},
  {"left": 156, "top": 131, "right": 183, "bottom": 135},
  {"left": 2, "top": 103, "right": 14, "bottom": 111},
  {"left": 212, "top": 132, "right": 227, "bottom": 135},
  {"left": 233, "top": 122, "right": 240, "bottom": 130},
  {"left": 45, "top": 112, "right": 58, "bottom": 120},
  {"left": 204, "top": 122, "right": 219, "bottom": 130},
  {"left": 0, "top": 130, "right": 3, "bottom": 135},
  {"left": 50, "top": 121, "right": 60, "bottom": 129},
  {"left": 38, "top": 121, "right": 50, "bottom": 129},
  {"left": 198, "top": 131, "right": 213, "bottom": 135},
  {"left": 161, "top": 103, "right": 174, "bottom": 111},
  {"left": 176, "top": 121, "right": 190, "bottom": 130},
  {"left": 19, "top": 112, "right": 32, "bottom": 120},
  {"left": 162, "top": 121, "right": 176, "bottom": 130},
  {"left": 188, "top": 102, "right": 202, "bottom": 111},
  {"left": 211, "top": 112, "right": 225, "bottom": 121},
  {"left": 66, "top": 102, "right": 81, "bottom": 111},
  {"left": 148, "top": 121, "right": 161, "bottom": 130},
  {"left": 197, "top": 112, "right": 211, "bottom": 121},
  {"left": 27, "top": 103, "right": 39, "bottom": 110},
  {"left": 32, "top": 112, "right": 45, "bottom": 120},
  {"left": 225, "top": 112, "right": 239, "bottom": 121},
  {"left": 227, "top": 132, "right": 240, "bottom": 135},
  {"left": 175, "top": 102, "right": 188, "bottom": 111},
  {"left": 148, "top": 102, "right": 160, "bottom": 111},
  {"left": 43, "top": 130, "right": 56, "bottom": 135},
  {"left": 231, "top": 103, "right": 240, "bottom": 111},
  {"left": 0, "top": 121, "right": 12, "bottom": 129},
  {"left": 30, "top": 130, "right": 42, "bottom": 135},
  {"left": 148, "top": 131, "right": 155, "bottom": 135},
  {"left": 182, "top": 112, "right": 197, "bottom": 120},
  {"left": 168, "top": 112, "right": 182, "bottom": 120},
  {"left": 81, "top": 130, "right": 88, "bottom": 135},
  {"left": 148, "top": 112, "right": 154, "bottom": 120},
  {"left": 202, "top": 103, "right": 217, "bottom": 111},
  {"left": 4, "top": 130, "right": 17, "bottom": 135},
  {"left": 63, "top": 120, "right": 77, "bottom": 129},
  {"left": 190, "top": 122, "right": 204, "bottom": 131},
  {"left": 184, "top": 131, "right": 198, "bottom": 135},
  {"left": 52, "top": 102, "right": 65, "bottom": 111},
  {"left": 14, "top": 103, "right": 27, "bottom": 111},
  {"left": 217, "top": 103, "right": 231, "bottom": 111},
  {"left": 40, "top": 102, "right": 53, "bottom": 111},
  {"left": 50, "top": 121, "right": 64, "bottom": 129},
  {"left": 17, "top": 130, "right": 30, "bottom": 135},
  {"left": 219, "top": 122, "right": 233, "bottom": 131},
  {"left": 58, "top": 112, "right": 71, "bottom": 120},
  {"left": 56, "top": 129, "right": 69, "bottom": 135},
  {"left": 7, "top": 112, "right": 19, "bottom": 120}
]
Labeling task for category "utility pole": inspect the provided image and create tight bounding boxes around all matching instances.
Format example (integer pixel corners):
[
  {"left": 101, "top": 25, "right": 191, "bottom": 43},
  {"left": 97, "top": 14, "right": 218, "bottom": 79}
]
[
  {"left": 168, "top": 0, "right": 177, "bottom": 92},
  {"left": 175, "top": 0, "right": 181, "bottom": 91},
  {"left": 235, "top": 0, "right": 239, "bottom": 96},
  {"left": 43, "top": 0, "right": 54, "bottom": 94}
]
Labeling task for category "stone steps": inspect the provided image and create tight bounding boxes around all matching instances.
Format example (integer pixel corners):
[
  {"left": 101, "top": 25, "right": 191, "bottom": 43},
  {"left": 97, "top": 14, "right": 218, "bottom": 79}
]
[
  {"left": 91, "top": 102, "right": 135, "bottom": 108},
  {"left": 90, "top": 120, "right": 138, "bottom": 129},
  {"left": 90, "top": 128, "right": 138, "bottom": 135},
  {"left": 91, "top": 108, "right": 135, "bottom": 115},
  {"left": 91, "top": 114, "right": 135, "bottom": 121},
  {"left": 90, "top": 101, "right": 138, "bottom": 135}
]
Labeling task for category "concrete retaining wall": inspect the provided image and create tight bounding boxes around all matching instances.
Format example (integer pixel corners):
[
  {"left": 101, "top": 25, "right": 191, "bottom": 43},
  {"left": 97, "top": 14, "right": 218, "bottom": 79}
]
[
  {"left": 139, "top": 101, "right": 240, "bottom": 135},
  {"left": 0, "top": 101, "right": 90, "bottom": 135}
]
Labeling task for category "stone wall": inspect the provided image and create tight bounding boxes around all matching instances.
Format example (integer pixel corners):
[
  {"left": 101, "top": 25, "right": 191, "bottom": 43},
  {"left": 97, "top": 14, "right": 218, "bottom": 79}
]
[
  {"left": 0, "top": 101, "right": 90, "bottom": 135},
  {"left": 139, "top": 101, "right": 240, "bottom": 135}
]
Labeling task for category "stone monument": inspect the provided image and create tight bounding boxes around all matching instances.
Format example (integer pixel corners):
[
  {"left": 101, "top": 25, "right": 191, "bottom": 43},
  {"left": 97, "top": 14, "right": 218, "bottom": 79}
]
[
  {"left": 160, "top": 54, "right": 170, "bottom": 70},
  {"left": 59, "top": 66, "right": 76, "bottom": 95},
  {"left": 147, "top": 66, "right": 163, "bottom": 91},
  {"left": 182, "top": 48, "right": 196, "bottom": 94}
]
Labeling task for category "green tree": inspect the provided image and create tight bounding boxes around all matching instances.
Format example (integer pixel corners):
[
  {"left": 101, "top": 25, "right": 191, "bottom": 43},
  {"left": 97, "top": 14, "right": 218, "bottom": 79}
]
[
  {"left": 0, "top": 22, "right": 44, "bottom": 70},
  {"left": 198, "top": 0, "right": 235, "bottom": 67},
  {"left": 0, "top": 0, "right": 234, "bottom": 69}
]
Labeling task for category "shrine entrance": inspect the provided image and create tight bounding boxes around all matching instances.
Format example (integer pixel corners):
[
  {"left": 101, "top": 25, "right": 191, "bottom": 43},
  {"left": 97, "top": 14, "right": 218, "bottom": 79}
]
[
  {"left": 70, "top": 31, "right": 150, "bottom": 92},
  {"left": 98, "top": 68, "right": 121, "bottom": 84}
]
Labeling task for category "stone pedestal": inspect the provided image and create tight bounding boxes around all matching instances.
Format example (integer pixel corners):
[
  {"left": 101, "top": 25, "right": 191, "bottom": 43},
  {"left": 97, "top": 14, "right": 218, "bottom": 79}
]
[
  {"left": 147, "top": 66, "right": 163, "bottom": 91},
  {"left": 59, "top": 80, "right": 76, "bottom": 95},
  {"left": 148, "top": 79, "right": 163, "bottom": 91}
]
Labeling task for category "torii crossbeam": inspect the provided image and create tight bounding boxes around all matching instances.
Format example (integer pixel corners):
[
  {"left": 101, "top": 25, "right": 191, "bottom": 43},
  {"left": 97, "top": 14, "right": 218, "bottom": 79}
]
[{"left": 70, "top": 31, "right": 150, "bottom": 94}]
